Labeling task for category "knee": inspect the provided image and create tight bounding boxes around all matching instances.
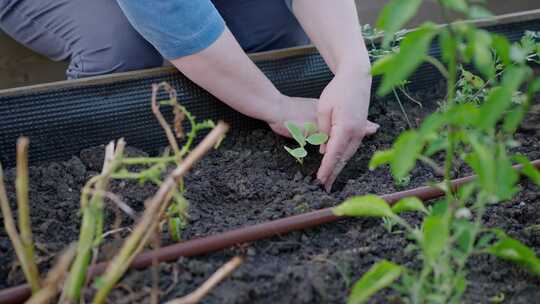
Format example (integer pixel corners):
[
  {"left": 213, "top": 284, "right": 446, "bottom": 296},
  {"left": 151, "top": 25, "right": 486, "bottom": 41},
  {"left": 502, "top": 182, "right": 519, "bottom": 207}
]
[{"left": 67, "top": 21, "right": 162, "bottom": 79}]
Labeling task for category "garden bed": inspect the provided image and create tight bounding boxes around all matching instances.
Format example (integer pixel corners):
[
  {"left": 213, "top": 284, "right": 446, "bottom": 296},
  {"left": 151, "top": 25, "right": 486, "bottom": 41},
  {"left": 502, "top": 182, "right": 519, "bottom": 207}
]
[{"left": 1, "top": 87, "right": 540, "bottom": 303}]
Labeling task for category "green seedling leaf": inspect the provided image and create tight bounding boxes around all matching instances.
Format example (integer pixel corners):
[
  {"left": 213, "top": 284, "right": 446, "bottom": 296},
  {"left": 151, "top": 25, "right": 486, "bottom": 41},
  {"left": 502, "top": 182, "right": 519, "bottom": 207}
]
[
  {"left": 169, "top": 217, "right": 182, "bottom": 242},
  {"left": 285, "top": 122, "right": 306, "bottom": 146},
  {"left": 284, "top": 146, "right": 307, "bottom": 159},
  {"left": 390, "top": 130, "right": 423, "bottom": 181},
  {"left": 372, "top": 23, "right": 439, "bottom": 95},
  {"left": 369, "top": 150, "right": 394, "bottom": 170},
  {"left": 422, "top": 214, "right": 449, "bottom": 263},
  {"left": 376, "top": 0, "right": 423, "bottom": 48},
  {"left": 347, "top": 260, "right": 403, "bottom": 304},
  {"left": 487, "top": 236, "right": 540, "bottom": 276},
  {"left": 440, "top": 0, "right": 467, "bottom": 12},
  {"left": 532, "top": 78, "right": 540, "bottom": 94},
  {"left": 514, "top": 155, "right": 540, "bottom": 186},
  {"left": 306, "top": 133, "right": 328, "bottom": 145},
  {"left": 304, "top": 122, "right": 317, "bottom": 134},
  {"left": 392, "top": 197, "right": 428, "bottom": 214},
  {"left": 333, "top": 195, "right": 393, "bottom": 218},
  {"left": 445, "top": 103, "right": 480, "bottom": 126}
]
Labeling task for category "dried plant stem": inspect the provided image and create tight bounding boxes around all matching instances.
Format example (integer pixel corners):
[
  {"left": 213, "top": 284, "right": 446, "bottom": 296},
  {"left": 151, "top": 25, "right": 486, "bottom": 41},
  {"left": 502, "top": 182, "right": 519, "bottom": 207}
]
[
  {"left": 26, "top": 244, "right": 77, "bottom": 304},
  {"left": 152, "top": 82, "right": 182, "bottom": 159},
  {"left": 92, "top": 122, "right": 229, "bottom": 304},
  {"left": 0, "top": 164, "right": 41, "bottom": 294},
  {"left": 165, "top": 256, "right": 243, "bottom": 304},
  {"left": 64, "top": 140, "right": 125, "bottom": 302},
  {"left": 16, "top": 138, "right": 41, "bottom": 293}
]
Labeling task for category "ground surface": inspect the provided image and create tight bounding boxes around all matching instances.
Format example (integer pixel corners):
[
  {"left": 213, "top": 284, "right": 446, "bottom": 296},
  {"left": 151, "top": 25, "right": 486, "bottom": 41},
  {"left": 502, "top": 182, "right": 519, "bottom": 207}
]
[{"left": 1, "top": 91, "right": 540, "bottom": 303}]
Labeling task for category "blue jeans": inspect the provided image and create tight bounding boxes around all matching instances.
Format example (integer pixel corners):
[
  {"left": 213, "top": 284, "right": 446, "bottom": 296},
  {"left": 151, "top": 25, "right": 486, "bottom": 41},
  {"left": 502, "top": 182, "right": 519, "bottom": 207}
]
[{"left": 0, "top": 0, "right": 308, "bottom": 79}]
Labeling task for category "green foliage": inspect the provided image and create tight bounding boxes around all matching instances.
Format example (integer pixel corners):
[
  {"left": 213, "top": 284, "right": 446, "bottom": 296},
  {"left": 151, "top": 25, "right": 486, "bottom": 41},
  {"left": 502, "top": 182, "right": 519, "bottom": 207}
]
[
  {"left": 487, "top": 234, "right": 540, "bottom": 276},
  {"left": 337, "top": 1, "right": 540, "bottom": 303},
  {"left": 372, "top": 23, "right": 439, "bottom": 95},
  {"left": 347, "top": 260, "right": 402, "bottom": 304},
  {"left": 376, "top": 0, "right": 423, "bottom": 48},
  {"left": 333, "top": 195, "right": 393, "bottom": 218},
  {"left": 392, "top": 197, "right": 428, "bottom": 214},
  {"left": 284, "top": 121, "right": 328, "bottom": 164}
]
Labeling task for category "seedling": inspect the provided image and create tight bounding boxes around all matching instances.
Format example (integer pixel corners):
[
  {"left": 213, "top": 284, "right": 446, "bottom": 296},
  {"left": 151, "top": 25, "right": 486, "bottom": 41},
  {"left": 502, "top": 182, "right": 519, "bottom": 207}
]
[
  {"left": 284, "top": 121, "right": 328, "bottom": 164},
  {"left": 333, "top": 1, "right": 540, "bottom": 303}
]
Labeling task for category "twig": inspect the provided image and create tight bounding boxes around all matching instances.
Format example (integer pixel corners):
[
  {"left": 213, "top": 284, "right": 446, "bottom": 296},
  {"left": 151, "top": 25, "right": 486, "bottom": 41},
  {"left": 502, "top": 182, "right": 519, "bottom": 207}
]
[
  {"left": 165, "top": 256, "right": 244, "bottom": 304},
  {"left": 392, "top": 89, "right": 413, "bottom": 129},
  {"left": 152, "top": 82, "right": 182, "bottom": 160},
  {"left": 16, "top": 138, "right": 41, "bottom": 293},
  {"left": 25, "top": 244, "right": 77, "bottom": 304},
  {"left": 0, "top": 164, "right": 41, "bottom": 294},
  {"left": 92, "top": 122, "right": 229, "bottom": 304},
  {"left": 150, "top": 227, "right": 161, "bottom": 304}
]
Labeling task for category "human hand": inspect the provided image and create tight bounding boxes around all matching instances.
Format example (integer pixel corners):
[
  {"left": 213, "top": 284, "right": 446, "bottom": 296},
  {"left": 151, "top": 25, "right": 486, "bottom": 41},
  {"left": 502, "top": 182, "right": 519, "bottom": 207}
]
[
  {"left": 316, "top": 70, "right": 379, "bottom": 192},
  {"left": 267, "top": 96, "right": 318, "bottom": 137}
]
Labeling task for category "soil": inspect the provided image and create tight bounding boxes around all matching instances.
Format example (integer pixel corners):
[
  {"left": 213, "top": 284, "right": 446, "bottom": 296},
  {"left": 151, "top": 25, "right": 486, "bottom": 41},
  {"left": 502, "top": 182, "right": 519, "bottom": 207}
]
[{"left": 1, "top": 87, "right": 540, "bottom": 303}]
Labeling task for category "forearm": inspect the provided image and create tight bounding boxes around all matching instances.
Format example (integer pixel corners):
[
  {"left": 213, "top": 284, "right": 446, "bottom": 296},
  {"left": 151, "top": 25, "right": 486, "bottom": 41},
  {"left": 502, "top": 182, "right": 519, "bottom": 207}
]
[
  {"left": 171, "top": 28, "right": 284, "bottom": 124},
  {"left": 290, "top": 0, "right": 371, "bottom": 75}
]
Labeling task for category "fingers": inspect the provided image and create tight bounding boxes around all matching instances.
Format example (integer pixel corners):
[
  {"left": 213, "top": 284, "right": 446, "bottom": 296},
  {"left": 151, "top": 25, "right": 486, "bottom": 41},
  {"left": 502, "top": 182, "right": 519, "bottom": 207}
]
[
  {"left": 316, "top": 126, "right": 349, "bottom": 188},
  {"left": 365, "top": 120, "right": 380, "bottom": 135},
  {"left": 324, "top": 140, "right": 361, "bottom": 192},
  {"left": 317, "top": 104, "right": 332, "bottom": 154}
]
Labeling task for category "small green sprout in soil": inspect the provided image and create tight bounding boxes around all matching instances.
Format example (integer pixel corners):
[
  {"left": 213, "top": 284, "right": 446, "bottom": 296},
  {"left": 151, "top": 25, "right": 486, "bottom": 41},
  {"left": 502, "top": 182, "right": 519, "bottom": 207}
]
[
  {"left": 284, "top": 121, "right": 328, "bottom": 164},
  {"left": 333, "top": 1, "right": 540, "bottom": 303}
]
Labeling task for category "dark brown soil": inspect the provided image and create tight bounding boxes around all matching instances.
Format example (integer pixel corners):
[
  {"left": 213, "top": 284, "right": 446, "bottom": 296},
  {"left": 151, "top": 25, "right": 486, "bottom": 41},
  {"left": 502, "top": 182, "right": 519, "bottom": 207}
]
[{"left": 1, "top": 89, "right": 540, "bottom": 303}]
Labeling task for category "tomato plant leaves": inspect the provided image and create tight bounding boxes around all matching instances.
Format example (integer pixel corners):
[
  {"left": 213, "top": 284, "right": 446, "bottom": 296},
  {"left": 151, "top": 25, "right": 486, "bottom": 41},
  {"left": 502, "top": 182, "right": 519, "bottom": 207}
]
[
  {"left": 373, "top": 23, "right": 439, "bottom": 96},
  {"left": 347, "top": 260, "right": 403, "bottom": 304},
  {"left": 392, "top": 197, "right": 428, "bottom": 214},
  {"left": 333, "top": 195, "right": 393, "bottom": 218},
  {"left": 487, "top": 236, "right": 540, "bottom": 276},
  {"left": 376, "top": 0, "right": 423, "bottom": 48},
  {"left": 390, "top": 130, "right": 423, "bottom": 181}
]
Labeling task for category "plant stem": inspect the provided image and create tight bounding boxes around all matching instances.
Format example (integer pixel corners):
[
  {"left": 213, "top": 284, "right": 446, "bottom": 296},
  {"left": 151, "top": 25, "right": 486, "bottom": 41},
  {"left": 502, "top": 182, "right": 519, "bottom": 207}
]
[
  {"left": 0, "top": 164, "right": 41, "bottom": 294},
  {"left": 26, "top": 244, "right": 77, "bottom": 304},
  {"left": 64, "top": 140, "right": 125, "bottom": 301},
  {"left": 121, "top": 156, "right": 177, "bottom": 165},
  {"left": 15, "top": 137, "right": 41, "bottom": 293},
  {"left": 92, "top": 122, "right": 229, "bottom": 304},
  {"left": 426, "top": 56, "right": 450, "bottom": 79},
  {"left": 393, "top": 89, "right": 413, "bottom": 128}
]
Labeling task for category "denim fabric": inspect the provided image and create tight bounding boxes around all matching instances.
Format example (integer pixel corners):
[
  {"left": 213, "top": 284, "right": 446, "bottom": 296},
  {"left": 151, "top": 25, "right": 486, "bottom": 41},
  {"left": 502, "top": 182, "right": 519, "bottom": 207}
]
[
  {"left": 116, "top": 0, "right": 226, "bottom": 60},
  {"left": 0, "top": 0, "right": 162, "bottom": 79}
]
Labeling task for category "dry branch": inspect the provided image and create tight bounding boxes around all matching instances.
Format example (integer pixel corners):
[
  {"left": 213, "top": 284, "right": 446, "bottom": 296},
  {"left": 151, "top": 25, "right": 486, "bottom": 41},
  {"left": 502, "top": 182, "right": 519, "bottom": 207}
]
[
  {"left": 165, "top": 256, "right": 244, "bottom": 304},
  {"left": 25, "top": 244, "right": 77, "bottom": 304}
]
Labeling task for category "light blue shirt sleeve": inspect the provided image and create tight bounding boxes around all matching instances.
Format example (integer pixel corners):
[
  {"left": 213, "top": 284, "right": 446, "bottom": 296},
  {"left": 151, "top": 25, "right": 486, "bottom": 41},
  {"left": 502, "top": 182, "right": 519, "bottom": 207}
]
[{"left": 116, "top": 0, "right": 225, "bottom": 60}]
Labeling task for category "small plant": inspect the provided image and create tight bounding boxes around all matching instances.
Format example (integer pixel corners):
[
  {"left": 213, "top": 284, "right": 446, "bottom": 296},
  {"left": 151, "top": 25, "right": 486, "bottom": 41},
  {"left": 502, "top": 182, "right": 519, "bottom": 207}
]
[
  {"left": 332, "top": 0, "right": 540, "bottom": 303},
  {"left": 283, "top": 121, "right": 328, "bottom": 164}
]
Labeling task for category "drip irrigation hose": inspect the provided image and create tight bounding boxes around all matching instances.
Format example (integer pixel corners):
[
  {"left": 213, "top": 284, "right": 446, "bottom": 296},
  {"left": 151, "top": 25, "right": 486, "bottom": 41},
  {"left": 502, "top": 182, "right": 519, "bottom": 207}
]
[{"left": 1, "top": 159, "right": 539, "bottom": 304}]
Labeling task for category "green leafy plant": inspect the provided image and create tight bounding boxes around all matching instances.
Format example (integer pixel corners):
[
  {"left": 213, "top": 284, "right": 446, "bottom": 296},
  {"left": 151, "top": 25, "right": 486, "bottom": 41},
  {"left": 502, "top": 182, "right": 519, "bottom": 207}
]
[
  {"left": 284, "top": 121, "right": 328, "bottom": 164},
  {"left": 333, "top": 1, "right": 540, "bottom": 303}
]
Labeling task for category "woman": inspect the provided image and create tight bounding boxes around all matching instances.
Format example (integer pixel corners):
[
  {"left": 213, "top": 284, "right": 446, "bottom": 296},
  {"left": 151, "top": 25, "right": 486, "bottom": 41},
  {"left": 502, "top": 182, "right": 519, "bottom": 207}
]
[{"left": 0, "top": 0, "right": 378, "bottom": 191}]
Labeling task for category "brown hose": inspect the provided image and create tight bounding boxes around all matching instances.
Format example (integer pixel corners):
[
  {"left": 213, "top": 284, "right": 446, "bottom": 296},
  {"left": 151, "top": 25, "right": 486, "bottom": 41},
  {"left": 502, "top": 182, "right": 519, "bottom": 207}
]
[{"left": 1, "top": 160, "right": 539, "bottom": 304}]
